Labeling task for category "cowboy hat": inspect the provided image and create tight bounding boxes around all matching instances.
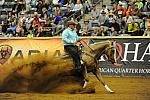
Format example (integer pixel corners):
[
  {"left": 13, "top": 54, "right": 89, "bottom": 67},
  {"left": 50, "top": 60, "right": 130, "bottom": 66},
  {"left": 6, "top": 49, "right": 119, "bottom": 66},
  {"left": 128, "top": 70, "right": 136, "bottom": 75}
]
[
  {"left": 21, "top": 12, "right": 25, "bottom": 15},
  {"left": 68, "top": 21, "right": 76, "bottom": 25},
  {"left": 101, "top": 10, "right": 106, "bottom": 14}
]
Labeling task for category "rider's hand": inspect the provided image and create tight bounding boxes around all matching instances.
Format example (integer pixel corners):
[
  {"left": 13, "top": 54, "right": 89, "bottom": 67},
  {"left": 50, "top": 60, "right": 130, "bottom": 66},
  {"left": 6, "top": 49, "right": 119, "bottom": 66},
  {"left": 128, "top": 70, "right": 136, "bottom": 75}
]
[
  {"left": 77, "top": 38, "right": 82, "bottom": 42},
  {"left": 72, "top": 42, "right": 77, "bottom": 45}
]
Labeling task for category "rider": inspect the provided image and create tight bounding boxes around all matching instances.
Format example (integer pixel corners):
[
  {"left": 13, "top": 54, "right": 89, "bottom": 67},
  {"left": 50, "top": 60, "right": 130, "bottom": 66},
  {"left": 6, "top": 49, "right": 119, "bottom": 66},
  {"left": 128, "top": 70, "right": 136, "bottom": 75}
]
[{"left": 62, "top": 21, "right": 82, "bottom": 72}]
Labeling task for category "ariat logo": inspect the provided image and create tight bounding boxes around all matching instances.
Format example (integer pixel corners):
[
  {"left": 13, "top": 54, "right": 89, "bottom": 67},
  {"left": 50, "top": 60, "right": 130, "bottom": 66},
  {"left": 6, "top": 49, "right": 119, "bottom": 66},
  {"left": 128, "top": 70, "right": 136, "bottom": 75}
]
[{"left": 0, "top": 45, "right": 13, "bottom": 64}]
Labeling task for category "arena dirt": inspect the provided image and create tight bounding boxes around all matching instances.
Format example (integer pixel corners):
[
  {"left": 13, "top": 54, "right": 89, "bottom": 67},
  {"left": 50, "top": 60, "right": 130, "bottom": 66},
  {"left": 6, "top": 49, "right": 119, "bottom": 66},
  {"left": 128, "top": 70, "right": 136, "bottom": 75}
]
[{"left": 0, "top": 55, "right": 150, "bottom": 100}]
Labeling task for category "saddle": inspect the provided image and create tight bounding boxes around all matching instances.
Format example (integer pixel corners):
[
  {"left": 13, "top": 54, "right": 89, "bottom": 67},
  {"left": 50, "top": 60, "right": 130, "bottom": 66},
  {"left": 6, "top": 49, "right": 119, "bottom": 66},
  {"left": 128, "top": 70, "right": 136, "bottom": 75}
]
[{"left": 61, "top": 44, "right": 84, "bottom": 59}]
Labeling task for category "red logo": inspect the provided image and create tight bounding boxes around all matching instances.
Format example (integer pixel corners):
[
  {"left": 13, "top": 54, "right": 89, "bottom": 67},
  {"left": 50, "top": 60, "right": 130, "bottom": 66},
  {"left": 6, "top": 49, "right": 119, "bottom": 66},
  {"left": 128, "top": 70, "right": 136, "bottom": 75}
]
[
  {"left": 114, "top": 42, "right": 124, "bottom": 67},
  {"left": 0, "top": 45, "right": 13, "bottom": 64}
]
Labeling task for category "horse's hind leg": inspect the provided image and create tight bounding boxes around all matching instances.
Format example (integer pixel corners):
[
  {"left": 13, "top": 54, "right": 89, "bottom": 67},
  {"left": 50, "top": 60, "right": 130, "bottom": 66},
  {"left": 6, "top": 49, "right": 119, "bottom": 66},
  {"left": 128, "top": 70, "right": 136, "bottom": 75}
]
[
  {"left": 93, "top": 68, "right": 114, "bottom": 93},
  {"left": 82, "top": 65, "right": 89, "bottom": 88}
]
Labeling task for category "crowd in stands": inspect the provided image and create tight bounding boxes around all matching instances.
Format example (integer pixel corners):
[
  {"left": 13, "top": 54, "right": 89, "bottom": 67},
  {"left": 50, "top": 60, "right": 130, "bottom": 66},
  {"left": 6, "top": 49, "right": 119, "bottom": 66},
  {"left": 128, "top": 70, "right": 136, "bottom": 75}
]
[{"left": 0, "top": 0, "right": 150, "bottom": 37}]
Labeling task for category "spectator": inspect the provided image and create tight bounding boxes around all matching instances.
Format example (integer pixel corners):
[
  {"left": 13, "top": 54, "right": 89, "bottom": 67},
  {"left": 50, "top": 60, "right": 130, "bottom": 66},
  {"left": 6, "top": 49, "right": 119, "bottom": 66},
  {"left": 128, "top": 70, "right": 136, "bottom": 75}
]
[
  {"left": 127, "top": 19, "right": 140, "bottom": 36},
  {"left": 112, "top": 3, "right": 118, "bottom": 16},
  {"left": 89, "top": 17, "right": 99, "bottom": 28},
  {"left": 67, "top": 0, "right": 75, "bottom": 10},
  {"left": 53, "top": 0, "right": 60, "bottom": 7},
  {"left": 146, "top": 18, "right": 150, "bottom": 29},
  {"left": 0, "top": 15, "right": 3, "bottom": 24},
  {"left": 132, "top": 5, "right": 141, "bottom": 16},
  {"left": 140, "top": 17, "right": 147, "bottom": 31},
  {"left": 52, "top": 13, "right": 62, "bottom": 25},
  {"left": 43, "top": 20, "right": 53, "bottom": 37},
  {"left": 31, "top": 20, "right": 39, "bottom": 36},
  {"left": 44, "top": 1, "right": 52, "bottom": 9},
  {"left": 143, "top": 0, "right": 150, "bottom": 11},
  {"left": 109, "top": 27, "right": 119, "bottom": 36},
  {"left": 46, "top": 6, "right": 55, "bottom": 18},
  {"left": 12, "top": 0, "right": 23, "bottom": 17},
  {"left": 100, "top": 5, "right": 108, "bottom": 15},
  {"left": 5, "top": 22, "right": 17, "bottom": 37},
  {"left": 11, "top": 13, "right": 18, "bottom": 23},
  {"left": 91, "top": 27, "right": 98, "bottom": 36},
  {"left": 105, "top": 10, "right": 116, "bottom": 27},
  {"left": 82, "top": 26, "right": 89, "bottom": 36},
  {"left": 33, "top": 12, "right": 40, "bottom": 27},
  {"left": 134, "top": 0, "right": 144, "bottom": 10},
  {"left": 126, "top": 4, "right": 133, "bottom": 16},
  {"left": 91, "top": 4, "right": 99, "bottom": 19},
  {"left": 31, "top": 0, "right": 38, "bottom": 8},
  {"left": 15, "top": 22, "right": 22, "bottom": 37},
  {"left": 25, "top": 0, "right": 32, "bottom": 12},
  {"left": 55, "top": 6, "right": 62, "bottom": 16},
  {"left": 19, "top": 12, "right": 26, "bottom": 24},
  {"left": 26, "top": 15, "right": 33, "bottom": 30},
  {"left": 37, "top": 21, "right": 45, "bottom": 37},
  {"left": 83, "top": 0, "right": 91, "bottom": 14},
  {"left": 117, "top": 4, "right": 127, "bottom": 17},
  {"left": 118, "top": 1, "right": 128, "bottom": 9},
  {"left": 72, "top": 0, "right": 83, "bottom": 18},
  {"left": 27, "top": 29, "right": 34, "bottom": 38},
  {"left": 109, "top": 18, "right": 120, "bottom": 33},
  {"left": 81, "top": 18, "right": 92, "bottom": 32},
  {"left": 75, "top": 18, "right": 82, "bottom": 36},
  {"left": 0, "top": 22, "right": 3, "bottom": 36},
  {"left": 97, "top": 26, "right": 108, "bottom": 36},
  {"left": 36, "top": 0, "right": 44, "bottom": 14},
  {"left": 143, "top": 24, "right": 150, "bottom": 36},
  {"left": 51, "top": 13, "right": 63, "bottom": 35},
  {"left": 41, "top": 7, "right": 48, "bottom": 20},
  {"left": 22, "top": 21, "right": 27, "bottom": 36},
  {"left": 98, "top": 11, "right": 108, "bottom": 25}
]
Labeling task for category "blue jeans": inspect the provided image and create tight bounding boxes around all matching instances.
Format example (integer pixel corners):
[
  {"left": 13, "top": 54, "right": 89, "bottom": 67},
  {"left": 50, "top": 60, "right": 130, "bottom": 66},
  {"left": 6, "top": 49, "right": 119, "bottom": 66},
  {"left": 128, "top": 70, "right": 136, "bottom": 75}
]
[{"left": 64, "top": 45, "right": 82, "bottom": 69}]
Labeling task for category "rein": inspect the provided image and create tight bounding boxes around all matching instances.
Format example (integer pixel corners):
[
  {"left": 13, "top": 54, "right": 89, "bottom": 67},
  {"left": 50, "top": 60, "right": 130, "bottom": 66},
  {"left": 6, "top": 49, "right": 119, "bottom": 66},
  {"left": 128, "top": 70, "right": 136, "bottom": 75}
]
[{"left": 79, "top": 39, "right": 95, "bottom": 53}]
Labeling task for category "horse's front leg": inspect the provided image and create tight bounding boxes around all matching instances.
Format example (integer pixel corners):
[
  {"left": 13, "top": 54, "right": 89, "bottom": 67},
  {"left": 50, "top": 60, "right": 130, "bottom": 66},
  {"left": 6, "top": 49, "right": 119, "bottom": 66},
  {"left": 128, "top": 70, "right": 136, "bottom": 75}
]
[{"left": 93, "top": 68, "right": 114, "bottom": 93}]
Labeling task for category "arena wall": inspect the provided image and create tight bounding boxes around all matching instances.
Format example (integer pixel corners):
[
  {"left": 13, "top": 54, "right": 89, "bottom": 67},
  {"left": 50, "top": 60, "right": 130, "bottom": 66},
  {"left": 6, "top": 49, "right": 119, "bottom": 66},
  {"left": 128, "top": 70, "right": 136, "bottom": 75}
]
[{"left": 0, "top": 36, "right": 149, "bottom": 77}]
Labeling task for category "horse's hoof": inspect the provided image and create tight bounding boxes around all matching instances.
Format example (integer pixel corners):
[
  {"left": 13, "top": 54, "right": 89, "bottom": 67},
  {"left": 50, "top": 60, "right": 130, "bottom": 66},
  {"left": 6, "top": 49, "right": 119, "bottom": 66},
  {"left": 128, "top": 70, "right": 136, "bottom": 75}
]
[
  {"left": 104, "top": 85, "right": 114, "bottom": 93},
  {"left": 83, "top": 81, "right": 88, "bottom": 88},
  {"left": 109, "top": 91, "right": 115, "bottom": 94}
]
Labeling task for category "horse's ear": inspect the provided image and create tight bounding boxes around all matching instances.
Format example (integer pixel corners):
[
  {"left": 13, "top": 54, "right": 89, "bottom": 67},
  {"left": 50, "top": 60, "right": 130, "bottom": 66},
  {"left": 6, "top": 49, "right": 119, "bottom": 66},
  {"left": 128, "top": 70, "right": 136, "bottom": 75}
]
[{"left": 111, "top": 41, "right": 116, "bottom": 47}]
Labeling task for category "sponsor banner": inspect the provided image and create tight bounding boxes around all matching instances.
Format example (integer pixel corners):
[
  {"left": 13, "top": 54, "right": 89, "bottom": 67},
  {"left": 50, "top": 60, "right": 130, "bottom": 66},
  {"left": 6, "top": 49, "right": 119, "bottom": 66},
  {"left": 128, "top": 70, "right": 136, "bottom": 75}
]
[
  {"left": 89, "top": 38, "right": 150, "bottom": 76},
  {"left": 0, "top": 38, "right": 64, "bottom": 65}
]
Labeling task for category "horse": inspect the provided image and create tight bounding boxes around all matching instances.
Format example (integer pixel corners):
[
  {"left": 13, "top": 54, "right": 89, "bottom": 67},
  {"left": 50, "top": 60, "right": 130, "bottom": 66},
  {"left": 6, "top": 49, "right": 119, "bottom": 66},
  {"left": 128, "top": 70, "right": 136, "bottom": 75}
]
[
  {"left": 0, "top": 40, "right": 117, "bottom": 93},
  {"left": 78, "top": 40, "right": 117, "bottom": 93}
]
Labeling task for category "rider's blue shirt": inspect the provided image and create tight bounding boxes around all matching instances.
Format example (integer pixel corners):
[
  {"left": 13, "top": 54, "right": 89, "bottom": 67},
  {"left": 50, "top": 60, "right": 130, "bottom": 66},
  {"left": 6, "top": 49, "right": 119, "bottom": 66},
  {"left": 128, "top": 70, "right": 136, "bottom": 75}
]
[{"left": 62, "top": 27, "right": 80, "bottom": 46}]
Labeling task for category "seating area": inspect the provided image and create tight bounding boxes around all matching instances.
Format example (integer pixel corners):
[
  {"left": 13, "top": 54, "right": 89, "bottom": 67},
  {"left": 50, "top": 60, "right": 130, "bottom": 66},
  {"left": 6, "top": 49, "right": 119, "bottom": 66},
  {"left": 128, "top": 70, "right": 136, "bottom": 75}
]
[{"left": 0, "top": 0, "right": 150, "bottom": 37}]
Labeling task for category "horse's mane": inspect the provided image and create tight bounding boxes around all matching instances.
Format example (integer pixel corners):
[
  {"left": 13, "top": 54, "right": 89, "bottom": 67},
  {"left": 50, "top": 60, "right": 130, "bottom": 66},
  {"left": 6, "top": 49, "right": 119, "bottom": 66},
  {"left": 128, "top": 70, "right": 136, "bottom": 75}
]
[
  {"left": 84, "top": 40, "right": 113, "bottom": 51},
  {"left": 90, "top": 40, "right": 111, "bottom": 45}
]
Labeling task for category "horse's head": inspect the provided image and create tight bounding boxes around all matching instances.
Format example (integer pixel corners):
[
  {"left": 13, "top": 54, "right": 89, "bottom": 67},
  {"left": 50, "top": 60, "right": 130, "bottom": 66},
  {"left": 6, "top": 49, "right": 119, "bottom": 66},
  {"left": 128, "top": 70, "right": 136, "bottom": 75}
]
[
  {"left": 81, "top": 40, "right": 117, "bottom": 65},
  {"left": 104, "top": 41, "right": 116, "bottom": 64}
]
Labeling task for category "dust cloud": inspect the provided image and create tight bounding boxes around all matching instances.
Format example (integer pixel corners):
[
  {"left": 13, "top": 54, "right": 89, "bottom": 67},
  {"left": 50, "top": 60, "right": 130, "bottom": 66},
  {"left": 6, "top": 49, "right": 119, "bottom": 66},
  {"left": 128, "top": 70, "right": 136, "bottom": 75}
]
[{"left": 0, "top": 54, "right": 95, "bottom": 94}]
